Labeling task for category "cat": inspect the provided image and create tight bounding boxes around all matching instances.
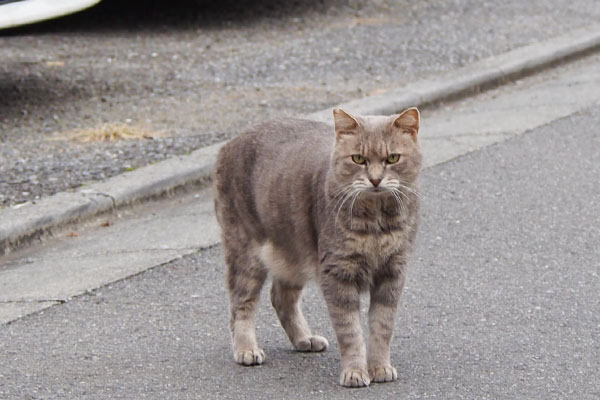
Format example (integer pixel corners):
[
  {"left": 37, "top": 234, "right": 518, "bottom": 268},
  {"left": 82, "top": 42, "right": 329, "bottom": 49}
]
[{"left": 214, "top": 107, "right": 421, "bottom": 388}]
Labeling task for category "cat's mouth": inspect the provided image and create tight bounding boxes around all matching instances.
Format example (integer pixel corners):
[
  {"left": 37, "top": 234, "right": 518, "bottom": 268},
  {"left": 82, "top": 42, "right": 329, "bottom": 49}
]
[{"left": 364, "top": 186, "right": 386, "bottom": 194}]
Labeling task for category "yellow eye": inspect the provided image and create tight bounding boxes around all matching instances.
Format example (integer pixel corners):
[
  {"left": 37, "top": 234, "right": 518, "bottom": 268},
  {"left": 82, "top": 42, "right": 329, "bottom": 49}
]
[
  {"left": 386, "top": 154, "right": 401, "bottom": 164},
  {"left": 351, "top": 154, "right": 366, "bottom": 165}
]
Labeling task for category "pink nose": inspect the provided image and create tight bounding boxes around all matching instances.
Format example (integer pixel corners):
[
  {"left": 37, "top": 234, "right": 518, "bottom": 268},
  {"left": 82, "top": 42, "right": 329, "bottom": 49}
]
[{"left": 370, "top": 178, "right": 381, "bottom": 187}]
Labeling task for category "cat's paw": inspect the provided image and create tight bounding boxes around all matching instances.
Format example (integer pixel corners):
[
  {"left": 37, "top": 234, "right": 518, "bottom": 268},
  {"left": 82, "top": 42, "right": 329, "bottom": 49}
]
[
  {"left": 369, "top": 365, "right": 398, "bottom": 383},
  {"left": 339, "top": 368, "right": 370, "bottom": 388},
  {"left": 294, "top": 335, "right": 329, "bottom": 352},
  {"left": 234, "top": 348, "right": 265, "bottom": 366}
]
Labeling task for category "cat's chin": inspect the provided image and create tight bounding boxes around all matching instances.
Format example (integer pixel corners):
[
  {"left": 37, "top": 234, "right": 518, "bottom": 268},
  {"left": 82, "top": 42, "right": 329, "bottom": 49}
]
[{"left": 363, "top": 187, "right": 387, "bottom": 195}]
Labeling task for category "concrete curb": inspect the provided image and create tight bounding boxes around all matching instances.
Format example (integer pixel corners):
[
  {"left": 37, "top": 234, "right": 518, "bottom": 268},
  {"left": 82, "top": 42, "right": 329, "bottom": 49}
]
[
  {"left": 1, "top": 23, "right": 599, "bottom": 255},
  {"left": 0, "top": 142, "right": 224, "bottom": 255}
]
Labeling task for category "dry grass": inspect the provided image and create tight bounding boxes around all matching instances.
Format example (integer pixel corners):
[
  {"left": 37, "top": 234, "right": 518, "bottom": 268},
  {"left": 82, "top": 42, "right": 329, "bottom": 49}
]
[{"left": 58, "top": 123, "right": 164, "bottom": 143}]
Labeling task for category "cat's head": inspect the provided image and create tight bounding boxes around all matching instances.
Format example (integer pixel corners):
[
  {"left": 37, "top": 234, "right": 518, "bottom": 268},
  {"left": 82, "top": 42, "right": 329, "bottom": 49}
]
[{"left": 330, "top": 107, "right": 422, "bottom": 195}]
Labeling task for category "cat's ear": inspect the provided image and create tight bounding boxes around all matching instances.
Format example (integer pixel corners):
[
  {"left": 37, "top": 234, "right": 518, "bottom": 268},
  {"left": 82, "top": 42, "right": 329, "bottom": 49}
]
[
  {"left": 392, "top": 107, "right": 420, "bottom": 139},
  {"left": 333, "top": 108, "right": 359, "bottom": 137}
]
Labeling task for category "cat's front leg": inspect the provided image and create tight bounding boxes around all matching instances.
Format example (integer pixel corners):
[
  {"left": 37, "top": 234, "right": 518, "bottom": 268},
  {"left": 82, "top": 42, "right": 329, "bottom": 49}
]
[
  {"left": 367, "top": 261, "right": 405, "bottom": 383},
  {"left": 320, "top": 265, "right": 370, "bottom": 388}
]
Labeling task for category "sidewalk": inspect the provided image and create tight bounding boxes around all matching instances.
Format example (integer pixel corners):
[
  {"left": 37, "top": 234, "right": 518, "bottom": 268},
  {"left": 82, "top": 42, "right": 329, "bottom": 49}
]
[{"left": 1, "top": 104, "right": 598, "bottom": 399}]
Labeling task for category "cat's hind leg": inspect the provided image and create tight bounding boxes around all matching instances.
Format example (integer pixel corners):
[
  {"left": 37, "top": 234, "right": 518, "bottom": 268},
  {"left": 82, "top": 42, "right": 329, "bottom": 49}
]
[
  {"left": 270, "top": 279, "right": 329, "bottom": 352},
  {"left": 225, "top": 242, "right": 268, "bottom": 366}
]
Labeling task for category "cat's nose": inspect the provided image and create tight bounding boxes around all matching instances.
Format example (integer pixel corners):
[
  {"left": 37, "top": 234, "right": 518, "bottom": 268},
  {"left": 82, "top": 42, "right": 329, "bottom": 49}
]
[{"left": 370, "top": 178, "right": 381, "bottom": 187}]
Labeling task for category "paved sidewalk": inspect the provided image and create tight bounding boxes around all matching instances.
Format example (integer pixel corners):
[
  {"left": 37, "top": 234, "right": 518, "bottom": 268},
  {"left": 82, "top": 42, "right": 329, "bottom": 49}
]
[{"left": 1, "top": 104, "right": 598, "bottom": 399}]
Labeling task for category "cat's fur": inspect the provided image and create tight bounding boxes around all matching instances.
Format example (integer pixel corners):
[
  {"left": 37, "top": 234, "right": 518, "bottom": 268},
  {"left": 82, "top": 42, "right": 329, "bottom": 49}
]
[{"left": 214, "top": 107, "right": 421, "bottom": 388}]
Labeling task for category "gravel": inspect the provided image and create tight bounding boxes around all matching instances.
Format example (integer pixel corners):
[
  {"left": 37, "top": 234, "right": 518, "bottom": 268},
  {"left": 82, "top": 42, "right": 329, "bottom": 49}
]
[
  {"left": 1, "top": 0, "right": 600, "bottom": 207},
  {"left": 0, "top": 133, "right": 227, "bottom": 206}
]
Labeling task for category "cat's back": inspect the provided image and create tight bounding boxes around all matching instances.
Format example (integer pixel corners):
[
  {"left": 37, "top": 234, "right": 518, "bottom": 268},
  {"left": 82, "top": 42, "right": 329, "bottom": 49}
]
[
  {"left": 218, "top": 118, "right": 332, "bottom": 165},
  {"left": 216, "top": 118, "right": 332, "bottom": 184},
  {"left": 214, "top": 118, "right": 333, "bottom": 238}
]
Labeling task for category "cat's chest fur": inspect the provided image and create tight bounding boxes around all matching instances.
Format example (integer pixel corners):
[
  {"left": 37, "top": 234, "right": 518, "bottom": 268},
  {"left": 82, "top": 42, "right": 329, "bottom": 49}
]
[
  {"left": 343, "top": 215, "right": 411, "bottom": 260},
  {"left": 329, "top": 196, "right": 415, "bottom": 265},
  {"left": 316, "top": 197, "right": 417, "bottom": 290},
  {"left": 342, "top": 229, "right": 407, "bottom": 268}
]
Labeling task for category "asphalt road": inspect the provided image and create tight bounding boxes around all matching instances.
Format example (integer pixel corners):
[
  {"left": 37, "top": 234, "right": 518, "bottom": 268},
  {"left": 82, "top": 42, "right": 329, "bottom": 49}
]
[
  {"left": 1, "top": 104, "right": 598, "bottom": 399},
  {"left": 2, "top": 0, "right": 600, "bottom": 206}
]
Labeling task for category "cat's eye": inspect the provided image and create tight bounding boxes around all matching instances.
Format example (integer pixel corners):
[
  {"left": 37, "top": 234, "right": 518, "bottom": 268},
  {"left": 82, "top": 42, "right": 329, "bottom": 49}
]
[
  {"left": 351, "top": 154, "right": 366, "bottom": 165},
  {"left": 386, "top": 154, "right": 401, "bottom": 164}
]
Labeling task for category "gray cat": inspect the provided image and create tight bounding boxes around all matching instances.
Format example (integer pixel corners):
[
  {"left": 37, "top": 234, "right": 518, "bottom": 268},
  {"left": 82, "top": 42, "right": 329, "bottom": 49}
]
[{"left": 214, "top": 107, "right": 422, "bottom": 387}]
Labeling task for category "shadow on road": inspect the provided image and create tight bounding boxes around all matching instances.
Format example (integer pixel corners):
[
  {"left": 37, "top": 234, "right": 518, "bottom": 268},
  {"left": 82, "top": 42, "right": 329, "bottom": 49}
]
[{"left": 2, "top": 0, "right": 345, "bottom": 34}]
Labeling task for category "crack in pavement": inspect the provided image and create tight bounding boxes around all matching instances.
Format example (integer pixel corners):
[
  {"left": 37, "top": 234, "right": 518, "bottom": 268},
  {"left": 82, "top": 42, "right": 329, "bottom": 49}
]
[
  {"left": 0, "top": 247, "right": 201, "bottom": 268},
  {"left": 422, "top": 131, "right": 513, "bottom": 140},
  {"left": 81, "top": 190, "right": 116, "bottom": 209},
  {"left": 0, "top": 300, "right": 64, "bottom": 304}
]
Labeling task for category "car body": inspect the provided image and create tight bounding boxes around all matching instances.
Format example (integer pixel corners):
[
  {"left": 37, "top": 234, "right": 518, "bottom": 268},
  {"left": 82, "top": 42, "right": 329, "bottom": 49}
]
[{"left": 0, "top": 0, "right": 101, "bottom": 30}]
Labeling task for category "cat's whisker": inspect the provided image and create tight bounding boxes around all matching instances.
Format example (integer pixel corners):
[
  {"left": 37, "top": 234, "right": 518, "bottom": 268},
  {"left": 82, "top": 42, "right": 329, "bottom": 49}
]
[
  {"left": 328, "top": 187, "right": 350, "bottom": 217},
  {"left": 329, "top": 186, "right": 354, "bottom": 211},
  {"left": 389, "top": 190, "right": 400, "bottom": 211},
  {"left": 348, "top": 190, "right": 362, "bottom": 229},
  {"left": 327, "top": 184, "right": 354, "bottom": 201},
  {"left": 326, "top": 185, "right": 354, "bottom": 211},
  {"left": 327, "top": 181, "right": 368, "bottom": 225},
  {"left": 400, "top": 187, "right": 420, "bottom": 198},
  {"left": 397, "top": 181, "right": 421, "bottom": 198},
  {"left": 394, "top": 187, "right": 410, "bottom": 202},
  {"left": 331, "top": 183, "right": 354, "bottom": 195},
  {"left": 392, "top": 182, "right": 420, "bottom": 203},
  {"left": 391, "top": 190, "right": 406, "bottom": 215},
  {"left": 333, "top": 188, "right": 358, "bottom": 228},
  {"left": 394, "top": 187, "right": 410, "bottom": 213}
]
